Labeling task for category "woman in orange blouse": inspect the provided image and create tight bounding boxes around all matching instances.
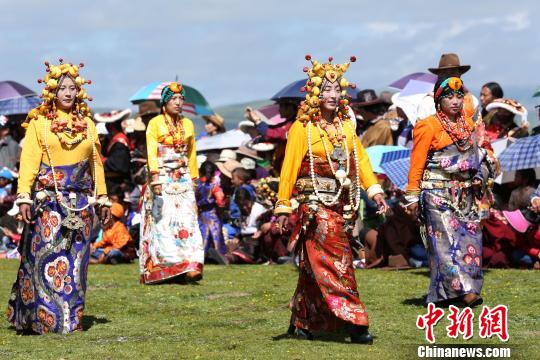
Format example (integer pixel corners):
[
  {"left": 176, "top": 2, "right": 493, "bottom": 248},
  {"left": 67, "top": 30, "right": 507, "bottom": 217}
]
[
  {"left": 405, "top": 77, "right": 498, "bottom": 307},
  {"left": 139, "top": 82, "right": 204, "bottom": 285}
]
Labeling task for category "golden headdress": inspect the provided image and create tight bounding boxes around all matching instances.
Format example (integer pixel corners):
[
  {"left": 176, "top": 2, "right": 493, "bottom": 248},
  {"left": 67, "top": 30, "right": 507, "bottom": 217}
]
[
  {"left": 23, "top": 58, "right": 93, "bottom": 130},
  {"left": 296, "top": 54, "right": 357, "bottom": 124}
]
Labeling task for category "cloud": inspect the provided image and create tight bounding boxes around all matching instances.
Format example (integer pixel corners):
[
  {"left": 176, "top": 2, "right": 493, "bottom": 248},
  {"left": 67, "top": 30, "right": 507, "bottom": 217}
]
[{"left": 0, "top": 0, "right": 537, "bottom": 116}]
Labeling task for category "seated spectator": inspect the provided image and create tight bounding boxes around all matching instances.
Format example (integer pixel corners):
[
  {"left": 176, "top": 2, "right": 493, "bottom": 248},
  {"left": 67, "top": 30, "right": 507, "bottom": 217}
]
[
  {"left": 480, "top": 82, "right": 504, "bottom": 118},
  {"left": 90, "top": 203, "right": 135, "bottom": 264},
  {"left": 0, "top": 204, "right": 23, "bottom": 259},
  {"left": 508, "top": 169, "right": 537, "bottom": 211},
  {"left": 0, "top": 167, "right": 16, "bottom": 216},
  {"left": 252, "top": 178, "right": 291, "bottom": 264},
  {"left": 484, "top": 98, "right": 529, "bottom": 140},
  {"left": 226, "top": 187, "right": 266, "bottom": 264},
  {"left": 196, "top": 161, "right": 227, "bottom": 263}
]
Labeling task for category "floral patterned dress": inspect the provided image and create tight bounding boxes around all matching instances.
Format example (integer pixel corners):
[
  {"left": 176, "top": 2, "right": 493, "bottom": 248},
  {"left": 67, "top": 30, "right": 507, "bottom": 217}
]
[
  {"left": 7, "top": 161, "right": 95, "bottom": 334},
  {"left": 420, "top": 143, "right": 497, "bottom": 303},
  {"left": 289, "top": 159, "right": 369, "bottom": 331},
  {"left": 139, "top": 145, "right": 204, "bottom": 284}
]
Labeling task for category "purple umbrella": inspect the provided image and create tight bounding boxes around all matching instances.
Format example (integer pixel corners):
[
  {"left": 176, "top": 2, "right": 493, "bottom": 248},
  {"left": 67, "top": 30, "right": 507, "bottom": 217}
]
[
  {"left": 399, "top": 79, "right": 436, "bottom": 97},
  {"left": 0, "top": 81, "right": 36, "bottom": 100},
  {"left": 389, "top": 72, "right": 437, "bottom": 90}
]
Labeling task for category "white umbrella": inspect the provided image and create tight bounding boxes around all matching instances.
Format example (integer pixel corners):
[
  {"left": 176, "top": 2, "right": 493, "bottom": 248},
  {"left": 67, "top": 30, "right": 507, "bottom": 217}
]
[
  {"left": 391, "top": 92, "right": 427, "bottom": 126},
  {"left": 196, "top": 129, "right": 251, "bottom": 152}
]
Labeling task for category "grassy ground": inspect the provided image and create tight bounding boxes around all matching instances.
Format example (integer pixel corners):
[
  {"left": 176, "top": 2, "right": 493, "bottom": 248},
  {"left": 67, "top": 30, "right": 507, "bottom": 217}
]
[{"left": 0, "top": 261, "right": 537, "bottom": 359}]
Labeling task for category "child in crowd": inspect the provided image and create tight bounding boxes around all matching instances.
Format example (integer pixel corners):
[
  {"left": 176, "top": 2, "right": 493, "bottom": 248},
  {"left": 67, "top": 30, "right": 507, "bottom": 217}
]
[
  {"left": 90, "top": 203, "right": 135, "bottom": 264},
  {"left": 196, "top": 161, "right": 227, "bottom": 263}
]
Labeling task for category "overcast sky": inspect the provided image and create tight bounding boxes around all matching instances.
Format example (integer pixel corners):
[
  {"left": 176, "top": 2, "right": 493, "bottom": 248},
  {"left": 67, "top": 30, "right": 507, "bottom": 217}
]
[{"left": 1, "top": 0, "right": 538, "bottom": 123}]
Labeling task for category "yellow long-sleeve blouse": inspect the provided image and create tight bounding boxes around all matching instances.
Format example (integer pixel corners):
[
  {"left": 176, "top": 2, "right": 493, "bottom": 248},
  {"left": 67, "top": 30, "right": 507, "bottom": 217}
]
[
  {"left": 277, "top": 119, "right": 380, "bottom": 205},
  {"left": 146, "top": 114, "right": 199, "bottom": 178},
  {"left": 18, "top": 110, "right": 107, "bottom": 195}
]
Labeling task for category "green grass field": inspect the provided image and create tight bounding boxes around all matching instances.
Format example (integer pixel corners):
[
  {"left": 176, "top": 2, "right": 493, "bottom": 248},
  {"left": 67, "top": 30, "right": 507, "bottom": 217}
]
[{"left": 0, "top": 261, "right": 537, "bottom": 359}]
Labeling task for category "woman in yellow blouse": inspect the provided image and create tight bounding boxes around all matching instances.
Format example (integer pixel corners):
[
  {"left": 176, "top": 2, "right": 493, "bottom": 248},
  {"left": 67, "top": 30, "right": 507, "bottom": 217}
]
[
  {"left": 139, "top": 82, "right": 204, "bottom": 285},
  {"left": 275, "top": 55, "right": 388, "bottom": 344},
  {"left": 7, "top": 60, "right": 111, "bottom": 334}
]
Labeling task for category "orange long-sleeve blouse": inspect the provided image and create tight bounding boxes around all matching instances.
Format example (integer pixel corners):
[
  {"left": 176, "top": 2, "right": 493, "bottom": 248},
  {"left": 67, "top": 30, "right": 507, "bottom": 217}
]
[{"left": 406, "top": 115, "right": 475, "bottom": 193}]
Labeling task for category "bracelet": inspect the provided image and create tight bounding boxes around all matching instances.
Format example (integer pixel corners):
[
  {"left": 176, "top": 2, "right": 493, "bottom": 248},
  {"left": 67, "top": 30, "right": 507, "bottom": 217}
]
[
  {"left": 15, "top": 193, "right": 33, "bottom": 206},
  {"left": 97, "top": 196, "right": 112, "bottom": 208},
  {"left": 274, "top": 205, "right": 293, "bottom": 215}
]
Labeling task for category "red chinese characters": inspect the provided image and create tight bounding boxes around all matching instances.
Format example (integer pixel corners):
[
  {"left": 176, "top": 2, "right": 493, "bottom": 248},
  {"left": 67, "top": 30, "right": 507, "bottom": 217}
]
[
  {"left": 417, "top": 303, "right": 510, "bottom": 343},
  {"left": 417, "top": 303, "right": 445, "bottom": 343},
  {"left": 446, "top": 305, "right": 474, "bottom": 340},
  {"left": 479, "top": 305, "right": 509, "bottom": 342}
]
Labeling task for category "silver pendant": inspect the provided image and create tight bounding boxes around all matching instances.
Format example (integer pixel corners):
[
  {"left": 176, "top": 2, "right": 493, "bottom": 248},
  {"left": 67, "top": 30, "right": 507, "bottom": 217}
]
[{"left": 331, "top": 145, "right": 347, "bottom": 161}]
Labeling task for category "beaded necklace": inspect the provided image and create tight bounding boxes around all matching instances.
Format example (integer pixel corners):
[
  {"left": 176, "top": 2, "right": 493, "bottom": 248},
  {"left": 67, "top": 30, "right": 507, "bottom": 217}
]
[
  {"left": 436, "top": 110, "right": 472, "bottom": 151},
  {"left": 307, "top": 118, "right": 362, "bottom": 211},
  {"left": 43, "top": 117, "right": 98, "bottom": 212},
  {"left": 48, "top": 106, "right": 88, "bottom": 146},
  {"left": 163, "top": 112, "right": 187, "bottom": 153}
]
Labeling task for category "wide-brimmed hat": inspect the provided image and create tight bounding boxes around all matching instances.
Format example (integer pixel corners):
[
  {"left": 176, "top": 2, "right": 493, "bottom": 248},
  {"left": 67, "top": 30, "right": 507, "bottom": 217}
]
[
  {"left": 217, "top": 149, "right": 237, "bottom": 162},
  {"left": 122, "top": 116, "right": 146, "bottom": 133},
  {"left": 216, "top": 159, "right": 241, "bottom": 178},
  {"left": 250, "top": 141, "right": 275, "bottom": 152},
  {"left": 354, "top": 89, "right": 392, "bottom": 107},
  {"left": 138, "top": 100, "right": 160, "bottom": 117},
  {"left": 486, "top": 98, "right": 528, "bottom": 127},
  {"left": 503, "top": 210, "right": 530, "bottom": 233},
  {"left": 236, "top": 145, "right": 262, "bottom": 161},
  {"left": 94, "top": 109, "right": 132, "bottom": 123},
  {"left": 239, "top": 120, "right": 256, "bottom": 134},
  {"left": 241, "top": 157, "right": 256, "bottom": 170},
  {"left": 428, "top": 53, "right": 471, "bottom": 76},
  {"left": 202, "top": 113, "right": 226, "bottom": 131}
]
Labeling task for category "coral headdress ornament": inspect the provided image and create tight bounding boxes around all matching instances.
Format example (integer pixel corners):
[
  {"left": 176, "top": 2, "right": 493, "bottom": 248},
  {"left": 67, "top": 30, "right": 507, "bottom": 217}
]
[
  {"left": 434, "top": 76, "right": 464, "bottom": 103},
  {"left": 297, "top": 54, "right": 357, "bottom": 124},
  {"left": 160, "top": 82, "right": 185, "bottom": 105},
  {"left": 23, "top": 58, "right": 93, "bottom": 130}
]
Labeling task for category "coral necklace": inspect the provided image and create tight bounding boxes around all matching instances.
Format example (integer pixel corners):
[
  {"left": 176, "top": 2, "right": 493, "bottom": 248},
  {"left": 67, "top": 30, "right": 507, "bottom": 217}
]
[
  {"left": 163, "top": 112, "right": 186, "bottom": 153},
  {"left": 436, "top": 110, "right": 472, "bottom": 151}
]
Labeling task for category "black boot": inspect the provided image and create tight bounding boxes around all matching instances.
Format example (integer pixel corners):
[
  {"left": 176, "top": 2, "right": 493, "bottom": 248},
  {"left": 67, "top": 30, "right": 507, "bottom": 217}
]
[
  {"left": 287, "top": 324, "right": 313, "bottom": 340},
  {"left": 349, "top": 325, "right": 373, "bottom": 345}
]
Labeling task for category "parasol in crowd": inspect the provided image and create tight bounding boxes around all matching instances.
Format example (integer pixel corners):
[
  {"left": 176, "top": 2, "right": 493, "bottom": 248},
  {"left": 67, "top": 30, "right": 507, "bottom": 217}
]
[
  {"left": 498, "top": 135, "right": 540, "bottom": 172},
  {"left": 0, "top": 81, "right": 41, "bottom": 116},
  {"left": 129, "top": 82, "right": 213, "bottom": 116},
  {"left": 379, "top": 149, "right": 412, "bottom": 191},
  {"left": 388, "top": 72, "right": 437, "bottom": 90},
  {"left": 365, "top": 145, "right": 407, "bottom": 174},
  {"left": 196, "top": 129, "right": 251, "bottom": 152}
]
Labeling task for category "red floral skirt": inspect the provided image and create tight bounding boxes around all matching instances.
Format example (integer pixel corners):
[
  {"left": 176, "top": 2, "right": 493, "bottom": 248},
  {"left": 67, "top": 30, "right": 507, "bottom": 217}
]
[{"left": 289, "top": 159, "right": 368, "bottom": 331}]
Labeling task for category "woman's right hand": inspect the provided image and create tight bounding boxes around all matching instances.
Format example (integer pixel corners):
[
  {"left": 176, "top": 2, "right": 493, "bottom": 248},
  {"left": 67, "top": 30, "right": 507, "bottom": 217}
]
[
  {"left": 19, "top": 204, "right": 33, "bottom": 224},
  {"left": 244, "top": 107, "right": 261, "bottom": 124},
  {"left": 276, "top": 215, "right": 289, "bottom": 234}
]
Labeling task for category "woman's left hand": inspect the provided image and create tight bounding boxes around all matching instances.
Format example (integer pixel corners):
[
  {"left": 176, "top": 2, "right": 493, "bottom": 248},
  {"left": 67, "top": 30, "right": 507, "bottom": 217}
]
[
  {"left": 472, "top": 178, "right": 483, "bottom": 198},
  {"left": 100, "top": 206, "right": 111, "bottom": 226},
  {"left": 373, "top": 194, "right": 390, "bottom": 215}
]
